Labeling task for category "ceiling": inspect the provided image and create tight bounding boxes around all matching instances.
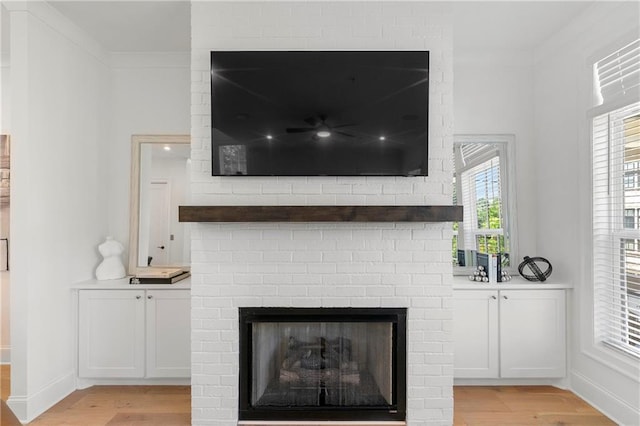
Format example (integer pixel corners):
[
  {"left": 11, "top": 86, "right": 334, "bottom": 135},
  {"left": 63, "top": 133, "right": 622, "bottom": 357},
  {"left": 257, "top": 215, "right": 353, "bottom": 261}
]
[{"left": 49, "top": 1, "right": 594, "bottom": 53}]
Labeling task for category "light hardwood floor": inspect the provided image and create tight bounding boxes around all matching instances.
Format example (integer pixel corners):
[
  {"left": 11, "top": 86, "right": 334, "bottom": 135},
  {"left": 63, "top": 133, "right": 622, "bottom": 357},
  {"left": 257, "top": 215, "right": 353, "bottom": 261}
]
[
  {"left": 453, "top": 386, "right": 615, "bottom": 425},
  {"left": 1, "top": 365, "right": 9, "bottom": 402},
  {"left": 0, "top": 365, "right": 616, "bottom": 425}
]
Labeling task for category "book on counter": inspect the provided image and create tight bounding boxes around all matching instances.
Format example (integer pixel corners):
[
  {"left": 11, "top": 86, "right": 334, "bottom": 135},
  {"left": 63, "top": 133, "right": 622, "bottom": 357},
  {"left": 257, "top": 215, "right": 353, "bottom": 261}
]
[
  {"left": 476, "top": 252, "right": 502, "bottom": 283},
  {"left": 129, "top": 268, "right": 190, "bottom": 284}
]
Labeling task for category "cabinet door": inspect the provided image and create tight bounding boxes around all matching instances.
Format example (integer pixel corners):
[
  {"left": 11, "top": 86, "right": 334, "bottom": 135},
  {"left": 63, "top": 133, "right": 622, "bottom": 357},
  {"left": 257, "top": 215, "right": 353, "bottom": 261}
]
[
  {"left": 499, "top": 289, "right": 566, "bottom": 378},
  {"left": 146, "top": 290, "right": 191, "bottom": 378},
  {"left": 79, "top": 290, "right": 145, "bottom": 378},
  {"left": 453, "top": 289, "right": 499, "bottom": 378}
]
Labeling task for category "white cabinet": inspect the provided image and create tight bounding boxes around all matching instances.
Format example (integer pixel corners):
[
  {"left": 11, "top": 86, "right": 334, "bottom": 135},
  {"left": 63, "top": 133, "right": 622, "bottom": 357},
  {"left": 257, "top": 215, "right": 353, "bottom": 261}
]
[
  {"left": 453, "top": 290, "right": 499, "bottom": 378},
  {"left": 498, "top": 290, "right": 566, "bottom": 378},
  {"left": 79, "top": 289, "right": 145, "bottom": 378},
  {"left": 78, "top": 289, "right": 190, "bottom": 379},
  {"left": 453, "top": 288, "right": 566, "bottom": 379},
  {"left": 146, "top": 289, "right": 191, "bottom": 378}
]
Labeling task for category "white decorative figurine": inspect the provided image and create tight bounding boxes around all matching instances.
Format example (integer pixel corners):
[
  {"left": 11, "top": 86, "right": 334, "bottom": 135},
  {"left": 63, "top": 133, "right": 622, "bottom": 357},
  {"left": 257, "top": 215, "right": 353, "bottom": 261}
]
[{"left": 95, "top": 237, "right": 126, "bottom": 280}]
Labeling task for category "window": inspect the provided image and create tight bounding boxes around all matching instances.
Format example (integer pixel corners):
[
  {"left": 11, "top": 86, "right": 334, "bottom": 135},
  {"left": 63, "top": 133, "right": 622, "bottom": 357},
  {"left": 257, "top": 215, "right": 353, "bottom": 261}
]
[
  {"left": 624, "top": 161, "right": 640, "bottom": 189},
  {"left": 624, "top": 208, "right": 636, "bottom": 229},
  {"left": 592, "top": 38, "right": 640, "bottom": 358},
  {"left": 453, "top": 136, "right": 515, "bottom": 269}
]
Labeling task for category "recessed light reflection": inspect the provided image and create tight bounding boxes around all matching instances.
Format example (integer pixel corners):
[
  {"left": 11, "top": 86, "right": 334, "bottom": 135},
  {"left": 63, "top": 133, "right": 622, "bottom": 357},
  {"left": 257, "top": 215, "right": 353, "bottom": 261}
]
[
  {"left": 379, "top": 136, "right": 386, "bottom": 141},
  {"left": 163, "top": 146, "right": 171, "bottom": 151},
  {"left": 266, "top": 135, "right": 273, "bottom": 140}
]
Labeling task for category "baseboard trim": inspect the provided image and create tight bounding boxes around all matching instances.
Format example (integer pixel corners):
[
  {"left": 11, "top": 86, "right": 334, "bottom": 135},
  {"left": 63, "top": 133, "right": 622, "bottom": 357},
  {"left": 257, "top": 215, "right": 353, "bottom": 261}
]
[
  {"left": 454, "top": 377, "right": 567, "bottom": 388},
  {"left": 570, "top": 370, "right": 639, "bottom": 425},
  {"left": 6, "top": 371, "right": 75, "bottom": 423},
  {"left": 0, "top": 345, "right": 10, "bottom": 364},
  {"left": 76, "top": 377, "right": 190, "bottom": 389}
]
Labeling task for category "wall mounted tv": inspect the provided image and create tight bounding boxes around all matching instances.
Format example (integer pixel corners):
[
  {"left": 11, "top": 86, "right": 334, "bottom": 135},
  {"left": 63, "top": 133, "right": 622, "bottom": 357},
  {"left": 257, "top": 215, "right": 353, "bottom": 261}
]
[{"left": 210, "top": 50, "right": 429, "bottom": 176}]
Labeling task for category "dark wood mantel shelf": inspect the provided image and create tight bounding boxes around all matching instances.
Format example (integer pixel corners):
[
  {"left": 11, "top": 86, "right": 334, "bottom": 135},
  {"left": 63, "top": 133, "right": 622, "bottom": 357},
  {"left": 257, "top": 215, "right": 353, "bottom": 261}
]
[{"left": 179, "top": 205, "right": 462, "bottom": 223}]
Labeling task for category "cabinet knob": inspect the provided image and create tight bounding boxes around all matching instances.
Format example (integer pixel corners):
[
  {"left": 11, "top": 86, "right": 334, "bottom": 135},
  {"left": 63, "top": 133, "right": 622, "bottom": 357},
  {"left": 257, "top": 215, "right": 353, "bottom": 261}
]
[
  {"left": 147, "top": 295, "right": 153, "bottom": 299},
  {"left": 503, "top": 295, "right": 509, "bottom": 300},
  {"left": 135, "top": 295, "right": 141, "bottom": 299},
  {"left": 490, "top": 295, "right": 497, "bottom": 300}
]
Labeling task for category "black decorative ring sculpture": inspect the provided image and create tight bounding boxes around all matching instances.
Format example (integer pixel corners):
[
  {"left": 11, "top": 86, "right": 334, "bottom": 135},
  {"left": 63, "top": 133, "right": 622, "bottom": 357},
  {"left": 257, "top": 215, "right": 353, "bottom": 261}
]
[{"left": 518, "top": 256, "right": 552, "bottom": 282}]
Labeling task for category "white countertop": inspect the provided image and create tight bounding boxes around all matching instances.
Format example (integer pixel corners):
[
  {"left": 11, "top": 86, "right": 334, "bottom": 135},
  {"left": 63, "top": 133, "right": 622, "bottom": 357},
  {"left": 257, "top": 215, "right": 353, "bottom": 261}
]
[
  {"left": 452, "top": 275, "right": 572, "bottom": 290},
  {"left": 72, "top": 276, "right": 191, "bottom": 290},
  {"left": 73, "top": 275, "right": 568, "bottom": 291}
]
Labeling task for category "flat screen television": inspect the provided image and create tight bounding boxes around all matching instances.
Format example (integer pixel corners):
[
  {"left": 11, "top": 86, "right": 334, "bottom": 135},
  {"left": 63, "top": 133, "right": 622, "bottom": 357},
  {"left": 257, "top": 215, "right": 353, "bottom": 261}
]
[{"left": 210, "top": 51, "right": 429, "bottom": 176}]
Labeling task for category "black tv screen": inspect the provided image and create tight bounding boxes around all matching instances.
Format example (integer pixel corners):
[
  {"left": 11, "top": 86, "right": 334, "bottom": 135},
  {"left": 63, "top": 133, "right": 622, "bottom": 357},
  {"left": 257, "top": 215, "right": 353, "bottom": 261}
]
[{"left": 210, "top": 51, "right": 429, "bottom": 176}]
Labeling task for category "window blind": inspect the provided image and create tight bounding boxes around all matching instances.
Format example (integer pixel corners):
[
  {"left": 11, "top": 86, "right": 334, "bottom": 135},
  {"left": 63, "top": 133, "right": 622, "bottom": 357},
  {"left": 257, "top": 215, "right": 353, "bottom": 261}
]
[
  {"left": 595, "top": 39, "right": 640, "bottom": 104},
  {"left": 593, "top": 102, "right": 640, "bottom": 357}
]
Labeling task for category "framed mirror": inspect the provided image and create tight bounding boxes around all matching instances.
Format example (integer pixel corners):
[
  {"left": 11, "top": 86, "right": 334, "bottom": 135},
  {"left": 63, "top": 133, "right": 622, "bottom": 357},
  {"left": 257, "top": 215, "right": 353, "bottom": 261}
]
[
  {"left": 452, "top": 134, "right": 518, "bottom": 274},
  {"left": 128, "top": 135, "right": 191, "bottom": 275}
]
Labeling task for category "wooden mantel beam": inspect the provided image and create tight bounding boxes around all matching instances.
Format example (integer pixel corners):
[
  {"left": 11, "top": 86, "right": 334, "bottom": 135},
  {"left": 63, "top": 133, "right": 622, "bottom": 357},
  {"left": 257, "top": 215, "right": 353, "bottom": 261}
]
[{"left": 179, "top": 205, "right": 463, "bottom": 223}]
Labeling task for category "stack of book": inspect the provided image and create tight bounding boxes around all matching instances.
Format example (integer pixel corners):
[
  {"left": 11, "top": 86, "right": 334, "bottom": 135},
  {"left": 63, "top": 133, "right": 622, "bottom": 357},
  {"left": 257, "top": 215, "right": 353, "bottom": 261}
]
[
  {"left": 476, "top": 253, "right": 502, "bottom": 283},
  {"left": 130, "top": 267, "right": 190, "bottom": 284}
]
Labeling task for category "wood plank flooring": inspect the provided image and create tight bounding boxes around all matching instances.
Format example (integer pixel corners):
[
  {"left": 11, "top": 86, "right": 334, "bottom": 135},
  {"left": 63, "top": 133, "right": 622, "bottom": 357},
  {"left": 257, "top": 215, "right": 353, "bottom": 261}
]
[
  {"left": 0, "top": 365, "right": 616, "bottom": 425},
  {"left": 27, "top": 385, "right": 191, "bottom": 426},
  {"left": 1, "top": 365, "right": 9, "bottom": 402},
  {"left": 453, "top": 386, "right": 616, "bottom": 425}
]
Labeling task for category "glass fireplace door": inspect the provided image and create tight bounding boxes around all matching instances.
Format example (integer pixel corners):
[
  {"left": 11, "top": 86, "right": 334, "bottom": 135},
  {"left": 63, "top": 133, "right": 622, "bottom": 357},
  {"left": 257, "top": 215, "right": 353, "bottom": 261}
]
[{"left": 239, "top": 308, "right": 406, "bottom": 421}]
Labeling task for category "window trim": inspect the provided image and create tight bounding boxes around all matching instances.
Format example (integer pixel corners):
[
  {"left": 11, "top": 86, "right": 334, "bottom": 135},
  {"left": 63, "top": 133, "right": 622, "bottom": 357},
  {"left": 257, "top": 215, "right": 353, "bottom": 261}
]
[
  {"left": 590, "top": 34, "right": 640, "bottom": 362},
  {"left": 584, "top": 105, "right": 640, "bottom": 379},
  {"left": 453, "top": 134, "right": 518, "bottom": 275}
]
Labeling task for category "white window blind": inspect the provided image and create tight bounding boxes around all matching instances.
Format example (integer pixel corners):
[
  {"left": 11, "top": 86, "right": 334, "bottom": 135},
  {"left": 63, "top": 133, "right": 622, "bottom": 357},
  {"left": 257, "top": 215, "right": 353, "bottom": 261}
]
[
  {"left": 593, "top": 101, "right": 640, "bottom": 358},
  {"left": 595, "top": 39, "right": 640, "bottom": 105}
]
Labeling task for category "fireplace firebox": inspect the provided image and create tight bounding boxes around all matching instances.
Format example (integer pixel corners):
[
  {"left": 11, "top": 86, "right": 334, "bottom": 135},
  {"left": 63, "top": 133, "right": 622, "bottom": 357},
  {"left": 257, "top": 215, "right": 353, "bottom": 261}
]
[{"left": 239, "top": 307, "right": 407, "bottom": 421}]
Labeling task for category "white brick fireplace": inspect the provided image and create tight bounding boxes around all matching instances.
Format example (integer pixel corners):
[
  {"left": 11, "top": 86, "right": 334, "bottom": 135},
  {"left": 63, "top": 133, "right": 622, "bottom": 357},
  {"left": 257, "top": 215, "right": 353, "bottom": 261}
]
[{"left": 189, "top": 2, "right": 454, "bottom": 424}]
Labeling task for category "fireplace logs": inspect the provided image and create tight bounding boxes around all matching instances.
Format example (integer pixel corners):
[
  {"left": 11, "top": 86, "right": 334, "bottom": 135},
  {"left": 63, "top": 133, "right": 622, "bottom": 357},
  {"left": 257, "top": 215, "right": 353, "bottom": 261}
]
[{"left": 280, "top": 336, "right": 359, "bottom": 386}]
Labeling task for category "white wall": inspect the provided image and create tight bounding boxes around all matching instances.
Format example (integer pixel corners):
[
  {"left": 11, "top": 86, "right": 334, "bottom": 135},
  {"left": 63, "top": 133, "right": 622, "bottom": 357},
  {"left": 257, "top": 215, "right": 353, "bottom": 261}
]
[
  {"left": 453, "top": 51, "right": 537, "bottom": 265},
  {"left": 533, "top": 2, "right": 640, "bottom": 424},
  {"left": 109, "top": 53, "right": 190, "bottom": 263},
  {"left": 5, "top": 3, "right": 111, "bottom": 422},
  {"left": 1, "top": 2, "right": 9, "bottom": 131},
  {"left": 0, "top": 3, "right": 11, "bottom": 364},
  {"left": 1, "top": 3, "right": 9, "bottom": 133}
]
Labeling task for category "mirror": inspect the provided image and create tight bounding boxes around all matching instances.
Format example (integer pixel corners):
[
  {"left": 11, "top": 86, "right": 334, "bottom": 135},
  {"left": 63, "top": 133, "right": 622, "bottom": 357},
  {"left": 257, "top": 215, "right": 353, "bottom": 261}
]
[
  {"left": 452, "top": 135, "right": 517, "bottom": 273},
  {"left": 128, "top": 135, "right": 191, "bottom": 275}
]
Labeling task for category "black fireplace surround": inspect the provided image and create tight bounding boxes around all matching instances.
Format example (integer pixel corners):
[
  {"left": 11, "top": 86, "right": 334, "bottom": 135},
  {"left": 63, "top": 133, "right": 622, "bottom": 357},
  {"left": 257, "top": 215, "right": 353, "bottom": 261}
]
[{"left": 239, "top": 307, "right": 407, "bottom": 421}]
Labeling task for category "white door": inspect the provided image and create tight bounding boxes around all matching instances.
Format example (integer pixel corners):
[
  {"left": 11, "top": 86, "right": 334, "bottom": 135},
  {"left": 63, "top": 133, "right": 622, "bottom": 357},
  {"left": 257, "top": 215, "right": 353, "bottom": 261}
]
[
  {"left": 147, "top": 181, "right": 170, "bottom": 266},
  {"left": 453, "top": 289, "right": 499, "bottom": 378},
  {"left": 78, "top": 290, "right": 145, "bottom": 378},
  {"left": 499, "top": 289, "right": 566, "bottom": 378},
  {"left": 146, "top": 289, "right": 191, "bottom": 378}
]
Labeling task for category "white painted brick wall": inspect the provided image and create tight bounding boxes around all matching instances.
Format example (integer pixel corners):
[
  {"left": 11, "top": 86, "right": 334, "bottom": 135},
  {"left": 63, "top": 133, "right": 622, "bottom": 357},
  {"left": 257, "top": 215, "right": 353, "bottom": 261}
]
[{"left": 190, "top": 2, "right": 453, "bottom": 425}]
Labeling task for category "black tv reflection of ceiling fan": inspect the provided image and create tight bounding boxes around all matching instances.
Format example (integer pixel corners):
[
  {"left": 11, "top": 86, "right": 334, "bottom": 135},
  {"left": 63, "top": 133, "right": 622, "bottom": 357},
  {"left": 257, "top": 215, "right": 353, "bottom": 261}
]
[{"left": 286, "top": 115, "right": 356, "bottom": 139}]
